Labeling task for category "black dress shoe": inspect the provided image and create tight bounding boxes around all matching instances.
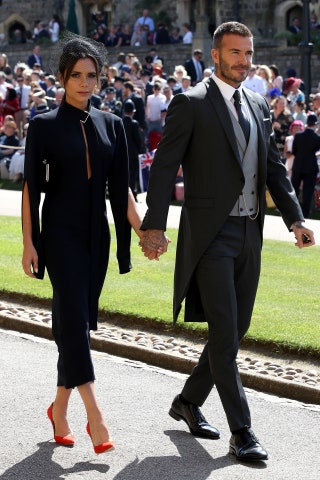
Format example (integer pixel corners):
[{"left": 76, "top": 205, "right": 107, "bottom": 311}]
[
  {"left": 169, "top": 395, "right": 220, "bottom": 439},
  {"left": 229, "top": 427, "right": 268, "bottom": 461}
]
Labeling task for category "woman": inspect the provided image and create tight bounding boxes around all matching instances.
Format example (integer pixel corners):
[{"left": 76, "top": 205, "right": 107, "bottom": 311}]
[
  {"left": 2, "top": 87, "right": 20, "bottom": 118},
  {"left": 283, "top": 119, "right": 305, "bottom": 178},
  {"left": 22, "top": 34, "right": 143, "bottom": 454},
  {"left": 270, "top": 95, "right": 293, "bottom": 161}
]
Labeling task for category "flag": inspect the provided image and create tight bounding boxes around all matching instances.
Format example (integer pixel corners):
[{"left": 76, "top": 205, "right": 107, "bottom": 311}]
[{"left": 139, "top": 149, "right": 156, "bottom": 192}]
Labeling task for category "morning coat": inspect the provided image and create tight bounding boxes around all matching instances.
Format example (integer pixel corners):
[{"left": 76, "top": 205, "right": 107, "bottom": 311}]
[{"left": 141, "top": 77, "right": 303, "bottom": 323}]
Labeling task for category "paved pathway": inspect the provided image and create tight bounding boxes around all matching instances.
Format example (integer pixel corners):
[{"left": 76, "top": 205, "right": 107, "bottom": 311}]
[{"left": 1, "top": 329, "right": 319, "bottom": 480}]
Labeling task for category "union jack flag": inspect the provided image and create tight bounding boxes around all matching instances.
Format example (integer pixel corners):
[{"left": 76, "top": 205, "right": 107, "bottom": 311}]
[{"left": 139, "top": 149, "right": 156, "bottom": 192}]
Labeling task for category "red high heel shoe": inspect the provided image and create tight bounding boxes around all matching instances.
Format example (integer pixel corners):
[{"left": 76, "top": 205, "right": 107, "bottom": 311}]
[
  {"left": 47, "top": 403, "right": 75, "bottom": 446},
  {"left": 86, "top": 422, "right": 115, "bottom": 454}
]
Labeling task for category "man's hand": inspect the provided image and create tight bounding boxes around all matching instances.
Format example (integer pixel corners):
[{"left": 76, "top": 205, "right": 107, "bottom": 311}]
[
  {"left": 139, "top": 229, "right": 170, "bottom": 260},
  {"left": 292, "top": 222, "right": 315, "bottom": 248}
]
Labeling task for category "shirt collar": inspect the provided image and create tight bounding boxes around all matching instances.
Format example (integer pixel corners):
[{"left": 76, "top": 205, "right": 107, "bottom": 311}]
[{"left": 212, "top": 73, "right": 244, "bottom": 102}]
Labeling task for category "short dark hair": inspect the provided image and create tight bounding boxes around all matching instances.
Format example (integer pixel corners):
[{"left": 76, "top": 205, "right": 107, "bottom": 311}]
[
  {"left": 123, "top": 81, "right": 134, "bottom": 92},
  {"left": 213, "top": 22, "right": 253, "bottom": 49}
]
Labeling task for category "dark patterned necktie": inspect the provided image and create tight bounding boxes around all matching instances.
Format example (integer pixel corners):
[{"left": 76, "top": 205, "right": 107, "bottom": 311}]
[{"left": 233, "top": 90, "right": 250, "bottom": 143}]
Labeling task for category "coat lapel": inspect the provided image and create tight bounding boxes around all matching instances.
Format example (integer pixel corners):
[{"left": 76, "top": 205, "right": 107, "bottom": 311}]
[{"left": 205, "top": 78, "right": 242, "bottom": 165}]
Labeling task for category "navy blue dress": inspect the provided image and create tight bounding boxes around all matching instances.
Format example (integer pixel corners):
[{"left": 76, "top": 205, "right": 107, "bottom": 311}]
[{"left": 24, "top": 100, "right": 132, "bottom": 388}]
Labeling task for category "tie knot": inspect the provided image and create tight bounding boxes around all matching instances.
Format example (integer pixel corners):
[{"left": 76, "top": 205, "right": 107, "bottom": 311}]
[{"left": 233, "top": 90, "right": 241, "bottom": 103}]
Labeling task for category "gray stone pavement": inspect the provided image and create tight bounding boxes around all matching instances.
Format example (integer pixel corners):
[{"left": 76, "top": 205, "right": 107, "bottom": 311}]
[{"left": 0, "top": 329, "right": 319, "bottom": 480}]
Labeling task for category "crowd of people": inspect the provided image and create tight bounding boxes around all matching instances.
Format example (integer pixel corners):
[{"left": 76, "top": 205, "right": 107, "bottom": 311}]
[
  {"left": 90, "top": 9, "right": 193, "bottom": 47},
  {"left": 0, "top": 24, "right": 320, "bottom": 216}
]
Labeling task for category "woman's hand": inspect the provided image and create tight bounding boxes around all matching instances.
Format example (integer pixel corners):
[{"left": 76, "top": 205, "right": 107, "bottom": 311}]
[{"left": 22, "top": 242, "right": 39, "bottom": 278}]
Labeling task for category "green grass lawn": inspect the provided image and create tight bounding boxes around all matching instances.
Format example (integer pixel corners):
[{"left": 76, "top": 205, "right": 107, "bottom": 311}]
[{"left": 0, "top": 215, "right": 319, "bottom": 356}]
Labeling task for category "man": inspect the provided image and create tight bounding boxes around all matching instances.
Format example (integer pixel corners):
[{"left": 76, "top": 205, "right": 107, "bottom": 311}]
[
  {"left": 291, "top": 113, "right": 320, "bottom": 218},
  {"left": 122, "top": 99, "right": 143, "bottom": 200},
  {"left": 242, "top": 65, "right": 266, "bottom": 95},
  {"left": 288, "top": 17, "right": 301, "bottom": 34},
  {"left": 185, "top": 49, "right": 205, "bottom": 86},
  {"left": 140, "top": 22, "right": 315, "bottom": 462},
  {"left": 14, "top": 75, "right": 31, "bottom": 138},
  {"left": 134, "top": 9, "right": 154, "bottom": 33},
  {"left": 102, "top": 86, "right": 122, "bottom": 117},
  {"left": 122, "top": 81, "right": 147, "bottom": 131},
  {"left": 27, "top": 45, "right": 42, "bottom": 69}
]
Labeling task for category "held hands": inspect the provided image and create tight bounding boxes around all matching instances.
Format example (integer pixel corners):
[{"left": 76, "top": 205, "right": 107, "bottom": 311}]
[
  {"left": 22, "top": 242, "right": 39, "bottom": 278},
  {"left": 292, "top": 222, "right": 315, "bottom": 248},
  {"left": 139, "top": 229, "right": 171, "bottom": 260}
]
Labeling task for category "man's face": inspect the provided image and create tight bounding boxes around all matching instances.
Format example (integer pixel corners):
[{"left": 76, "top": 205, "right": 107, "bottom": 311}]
[{"left": 211, "top": 34, "right": 253, "bottom": 88}]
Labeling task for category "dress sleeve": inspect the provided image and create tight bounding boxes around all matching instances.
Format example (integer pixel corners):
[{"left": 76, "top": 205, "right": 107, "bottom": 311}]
[
  {"left": 108, "top": 118, "right": 132, "bottom": 274},
  {"left": 22, "top": 117, "right": 46, "bottom": 278}
]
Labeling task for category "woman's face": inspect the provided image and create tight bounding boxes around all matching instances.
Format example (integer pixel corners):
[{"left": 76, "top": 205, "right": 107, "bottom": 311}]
[{"left": 63, "top": 58, "right": 98, "bottom": 110}]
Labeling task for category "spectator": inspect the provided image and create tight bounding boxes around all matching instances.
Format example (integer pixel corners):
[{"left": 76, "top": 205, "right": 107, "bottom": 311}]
[
  {"left": 202, "top": 67, "right": 213, "bottom": 80},
  {"left": 243, "top": 65, "right": 266, "bottom": 95},
  {"left": 15, "top": 75, "right": 31, "bottom": 138},
  {"left": 269, "top": 64, "right": 283, "bottom": 92},
  {"left": 169, "top": 27, "right": 182, "bottom": 44},
  {"left": 50, "top": 87, "right": 65, "bottom": 110},
  {"left": 146, "top": 82, "right": 166, "bottom": 130},
  {"left": 122, "top": 99, "right": 143, "bottom": 200},
  {"left": 283, "top": 120, "right": 305, "bottom": 178},
  {"left": 122, "top": 80, "right": 147, "bottom": 130},
  {"left": 148, "top": 47, "right": 164, "bottom": 66},
  {"left": 9, "top": 122, "right": 29, "bottom": 183},
  {"left": 292, "top": 113, "right": 320, "bottom": 217},
  {"left": 45, "top": 74, "right": 57, "bottom": 99},
  {"left": 121, "top": 24, "right": 132, "bottom": 46},
  {"left": 184, "top": 49, "right": 205, "bottom": 86},
  {"left": 0, "top": 53, "right": 12, "bottom": 80},
  {"left": 134, "top": 9, "right": 155, "bottom": 33},
  {"left": 284, "top": 77, "right": 305, "bottom": 114},
  {"left": 143, "top": 25, "right": 154, "bottom": 45},
  {"left": 310, "top": 92, "right": 320, "bottom": 123},
  {"left": 182, "top": 23, "right": 193, "bottom": 44},
  {"left": 37, "top": 22, "right": 51, "bottom": 41},
  {"left": 181, "top": 75, "right": 192, "bottom": 92},
  {"left": 101, "top": 86, "right": 122, "bottom": 117},
  {"left": 112, "top": 52, "right": 125, "bottom": 71},
  {"left": 288, "top": 17, "right": 301, "bottom": 34},
  {"left": 270, "top": 95, "right": 294, "bottom": 160},
  {"left": 142, "top": 55, "right": 153, "bottom": 76},
  {"left": 107, "top": 24, "right": 122, "bottom": 47},
  {"left": 2, "top": 87, "right": 20, "bottom": 119},
  {"left": 28, "top": 88, "right": 49, "bottom": 119},
  {"left": 49, "top": 14, "right": 61, "bottom": 43},
  {"left": 13, "top": 61, "right": 28, "bottom": 79},
  {"left": 173, "top": 65, "right": 187, "bottom": 90},
  {"left": 0, "top": 71, "right": 11, "bottom": 100},
  {"left": 154, "top": 23, "right": 170, "bottom": 44},
  {"left": 0, "top": 120, "right": 20, "bottom": 179},
  {"left": 166, "top": 75, "right": 180, "bottom": 95},
  {"left": 96, "top": 24, "right": 107, "bottom": 44},
  {"left": 257, "top": 64, "right": 273, "bottom": 99},
  {"left": 27, "top": 45, "right": 42, "bottom": 69},
  {"left": 310, "top": 13, "right": 320, "bottom": 30},
  {"left": 161, "top": 84, "right": 174, "bottom": 124},
  {"left": 293, "top": 100, "right": 307, "bottom": 125},
  {"left": 130, "top": 23, "right": 147, "bottom": 47}
]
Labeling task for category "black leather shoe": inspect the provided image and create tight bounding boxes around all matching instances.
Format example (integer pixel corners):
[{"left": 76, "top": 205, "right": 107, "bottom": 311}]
[
  {"left": 169, "top": 395, "right": 220, "bottom": 439},
  {"left": 229, "top": 428, "right": 268, "bottom": 461}
]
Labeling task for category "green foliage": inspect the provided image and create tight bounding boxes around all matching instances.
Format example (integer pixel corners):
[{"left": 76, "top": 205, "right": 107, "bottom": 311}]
[{"left": 0, "top": 216, "right": 319, "bottom": 355}]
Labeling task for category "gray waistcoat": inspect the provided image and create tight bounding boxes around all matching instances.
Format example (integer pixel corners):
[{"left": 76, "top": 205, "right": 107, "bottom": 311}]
[{"left": 228, "top": 104, "right": 259, "bottom": 217}]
